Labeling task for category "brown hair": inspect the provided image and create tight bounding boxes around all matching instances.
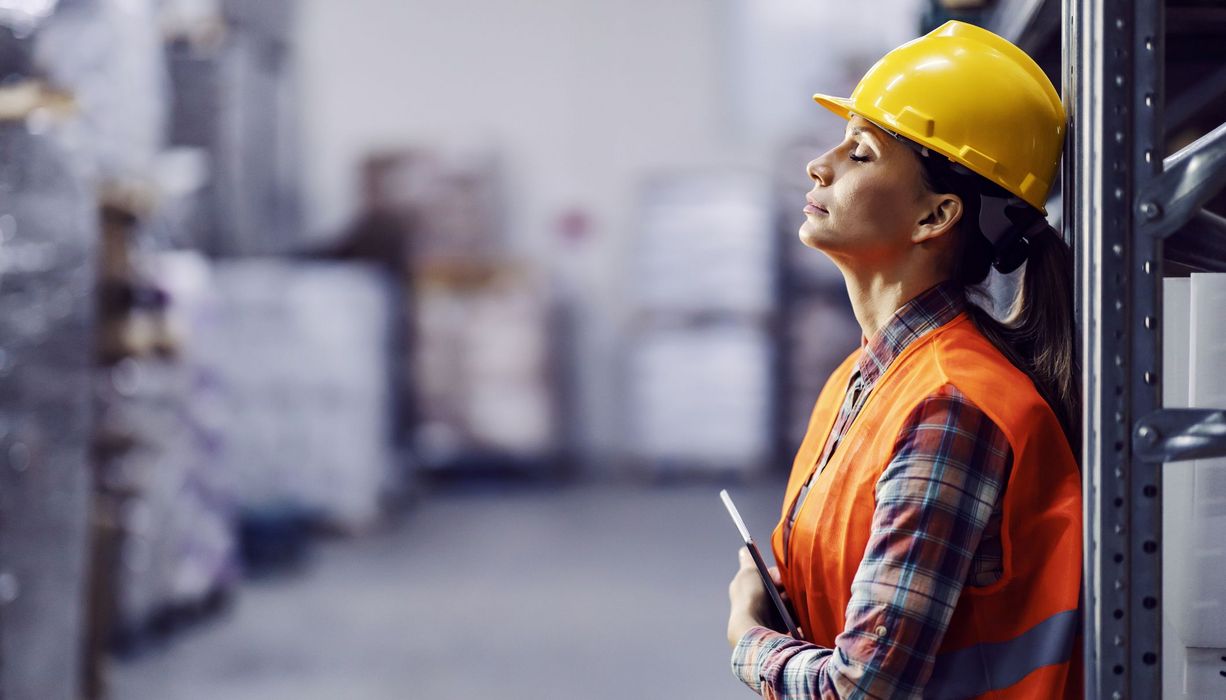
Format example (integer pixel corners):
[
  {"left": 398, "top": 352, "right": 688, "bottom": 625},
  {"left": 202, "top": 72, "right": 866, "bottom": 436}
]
[{"left": 916, "top": 155, "right": 1081, "bottom": 453}]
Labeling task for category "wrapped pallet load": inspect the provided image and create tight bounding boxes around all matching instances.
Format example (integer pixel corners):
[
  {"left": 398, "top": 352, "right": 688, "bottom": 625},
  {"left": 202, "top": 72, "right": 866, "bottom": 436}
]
[{"left": 0, "top": 25, "right": 97, "bottom": 698}]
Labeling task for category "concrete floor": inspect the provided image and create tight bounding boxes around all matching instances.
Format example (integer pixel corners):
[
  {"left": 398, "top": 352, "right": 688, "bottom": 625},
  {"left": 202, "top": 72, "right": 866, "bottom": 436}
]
[{"left": 111, "top": 476, "right": 787, "bottom": 700}]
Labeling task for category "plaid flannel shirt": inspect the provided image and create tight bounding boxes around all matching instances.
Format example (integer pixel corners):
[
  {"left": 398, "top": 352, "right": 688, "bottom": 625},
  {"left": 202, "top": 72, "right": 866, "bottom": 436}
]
[{"left": 732, "top": 281, "right": 1013, "bottom": 699}]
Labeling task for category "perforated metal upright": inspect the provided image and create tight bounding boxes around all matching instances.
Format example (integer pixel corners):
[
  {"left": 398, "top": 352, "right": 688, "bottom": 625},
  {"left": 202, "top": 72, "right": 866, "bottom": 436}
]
[{"left": 1066, "top": 0, "right": 1226, "bottom": 698}]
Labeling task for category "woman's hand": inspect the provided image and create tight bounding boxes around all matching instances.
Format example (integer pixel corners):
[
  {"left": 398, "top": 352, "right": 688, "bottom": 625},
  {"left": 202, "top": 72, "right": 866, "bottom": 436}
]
[{"left": 726, "top": 547, "right": 785, "bottom": 648}]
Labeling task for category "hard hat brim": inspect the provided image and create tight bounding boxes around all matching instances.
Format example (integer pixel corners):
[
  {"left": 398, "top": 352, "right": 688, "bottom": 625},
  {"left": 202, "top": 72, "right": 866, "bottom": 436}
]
[{"left": 812, "top": 94, "right": 855, "bottom": 121}]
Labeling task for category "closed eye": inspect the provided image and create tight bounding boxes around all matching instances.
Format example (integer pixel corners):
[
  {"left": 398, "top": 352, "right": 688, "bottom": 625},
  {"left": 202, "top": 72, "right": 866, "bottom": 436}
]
[{"left": 849, "top": 153, "right": 870, "bottom": 163}]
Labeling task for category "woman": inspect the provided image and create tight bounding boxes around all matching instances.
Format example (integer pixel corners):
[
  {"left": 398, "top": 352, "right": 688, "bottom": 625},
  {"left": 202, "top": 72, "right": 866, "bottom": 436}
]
[{"left": 726, "top": 21, "right": 1082, "bottom": 699}]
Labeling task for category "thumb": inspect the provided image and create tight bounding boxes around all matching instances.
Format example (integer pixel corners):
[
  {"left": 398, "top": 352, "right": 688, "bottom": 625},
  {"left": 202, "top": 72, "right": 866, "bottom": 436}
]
[
  {"left": 768, "top": 565, "right": 783, "bottom": 586},
  {"left": 738, "top": 547, "right": 752, "bottom": 567}
]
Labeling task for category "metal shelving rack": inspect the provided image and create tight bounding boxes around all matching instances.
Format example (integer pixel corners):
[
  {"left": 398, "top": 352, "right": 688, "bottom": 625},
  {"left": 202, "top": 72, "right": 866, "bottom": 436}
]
[
  {"left": 990, "top": 0, "right": 1226, "bottom": 697},
  {"left": 1065, "top": 0, "right": 1226, "bottom": 698}
]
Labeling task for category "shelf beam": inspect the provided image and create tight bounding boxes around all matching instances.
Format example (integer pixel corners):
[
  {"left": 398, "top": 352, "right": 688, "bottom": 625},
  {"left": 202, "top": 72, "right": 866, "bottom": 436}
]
[
  {"left": 1134, "top": 408, "right": 1226, "bottom": 462},
  {"left": 1138, "top": 120, "right": 1226, "bottom": 239}
]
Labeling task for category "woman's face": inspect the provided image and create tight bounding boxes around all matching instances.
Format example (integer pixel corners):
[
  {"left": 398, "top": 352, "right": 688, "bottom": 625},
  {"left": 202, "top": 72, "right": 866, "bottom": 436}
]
[{"left": 800, "top": 115, "right": 937, "bottom": 266}]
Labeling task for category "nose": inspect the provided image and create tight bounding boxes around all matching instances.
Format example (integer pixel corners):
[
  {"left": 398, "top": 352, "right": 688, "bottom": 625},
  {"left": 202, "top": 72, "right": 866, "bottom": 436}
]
[{"left": 806, "top": 156, "right": 832, "bottom": 187}]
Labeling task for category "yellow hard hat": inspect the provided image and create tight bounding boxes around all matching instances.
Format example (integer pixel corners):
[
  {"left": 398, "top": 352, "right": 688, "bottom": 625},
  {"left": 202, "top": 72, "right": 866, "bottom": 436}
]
[{"left": 813, "top": 20, "right": 1064, "bottom": 213}]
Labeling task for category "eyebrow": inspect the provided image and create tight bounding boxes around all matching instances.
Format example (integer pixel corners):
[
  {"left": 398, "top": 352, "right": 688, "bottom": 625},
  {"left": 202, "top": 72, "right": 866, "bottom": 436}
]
[{"left": 847, "top": 125, "right": 881, "bottom": 147}]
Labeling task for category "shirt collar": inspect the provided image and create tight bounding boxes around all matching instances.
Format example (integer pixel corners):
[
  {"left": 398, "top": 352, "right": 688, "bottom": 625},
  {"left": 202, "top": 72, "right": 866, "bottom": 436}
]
[{"left": 856, "top": 281, "right": 965, "bottom": 386}]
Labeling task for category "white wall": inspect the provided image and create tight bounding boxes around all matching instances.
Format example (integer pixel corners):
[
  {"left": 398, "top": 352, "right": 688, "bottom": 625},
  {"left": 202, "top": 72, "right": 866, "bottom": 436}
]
[
  {"left": 726, "top": 0, "right": 926, "bottom": 144},
  {"left": 294, "top": 0, "right": 738, "bottom": 246}
]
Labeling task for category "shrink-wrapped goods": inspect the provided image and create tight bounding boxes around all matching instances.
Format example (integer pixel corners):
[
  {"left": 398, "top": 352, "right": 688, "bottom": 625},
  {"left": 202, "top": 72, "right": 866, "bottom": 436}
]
[
  {"left": 0, "top": 120, "right": 96, "bottom": 700},
  {"left": 204, "top": 260, "right": 395, "bottom": 531}
]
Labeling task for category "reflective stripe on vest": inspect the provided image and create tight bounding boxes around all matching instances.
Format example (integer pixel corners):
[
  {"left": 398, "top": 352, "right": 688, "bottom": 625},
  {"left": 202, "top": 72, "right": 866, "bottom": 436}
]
[{"left": 926, "top": 608, "right": 1079, "bottom": 698}]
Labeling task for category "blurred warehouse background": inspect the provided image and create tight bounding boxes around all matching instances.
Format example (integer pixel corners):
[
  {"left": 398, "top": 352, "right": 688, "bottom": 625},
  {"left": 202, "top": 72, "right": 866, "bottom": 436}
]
[{"left": 3, "top": 0, "right": 1221, "bottom": 699}]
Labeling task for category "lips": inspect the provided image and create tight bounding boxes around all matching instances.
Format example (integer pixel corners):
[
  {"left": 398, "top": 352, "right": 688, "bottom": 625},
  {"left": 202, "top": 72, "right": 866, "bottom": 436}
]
[{"left": 804, "top": 198, "right": 829, "bottom": 215}]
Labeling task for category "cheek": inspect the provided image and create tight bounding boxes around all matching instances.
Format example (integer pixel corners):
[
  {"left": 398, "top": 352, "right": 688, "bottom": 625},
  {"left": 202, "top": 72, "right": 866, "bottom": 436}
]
[
  {"left": 829, "top": 175, "right": 917, "bottom": 250},
  {"left": 842, "top": 179, "right": 911, "bottom": 231}
]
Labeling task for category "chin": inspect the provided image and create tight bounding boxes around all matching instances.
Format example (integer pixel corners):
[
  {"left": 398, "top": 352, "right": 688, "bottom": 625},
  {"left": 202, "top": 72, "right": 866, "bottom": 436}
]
[{"left": 798, "top": 220, "right": 831, "bottom": 250}]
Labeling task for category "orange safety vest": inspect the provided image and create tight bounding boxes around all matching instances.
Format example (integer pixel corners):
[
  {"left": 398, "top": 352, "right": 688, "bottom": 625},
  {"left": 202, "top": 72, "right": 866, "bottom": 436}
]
[{"left": 770, "top": 312, "right": 1082, "bottom": 699}]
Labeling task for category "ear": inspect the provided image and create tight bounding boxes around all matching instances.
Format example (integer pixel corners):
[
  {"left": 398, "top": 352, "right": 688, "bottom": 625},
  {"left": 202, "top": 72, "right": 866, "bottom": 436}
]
[{"left": 913, "top": 194, "right": 963, "bottom": 244}]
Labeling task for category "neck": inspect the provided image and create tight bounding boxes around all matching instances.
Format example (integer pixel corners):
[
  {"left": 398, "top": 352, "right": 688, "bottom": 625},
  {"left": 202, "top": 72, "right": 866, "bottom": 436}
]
[{"left": 836, "top": 261, "right": 949, "bottom": 342}]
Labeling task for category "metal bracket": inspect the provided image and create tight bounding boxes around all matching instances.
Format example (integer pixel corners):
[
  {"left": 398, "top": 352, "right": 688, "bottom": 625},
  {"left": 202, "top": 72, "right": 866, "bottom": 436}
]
[
  {"left": 1137, "top": 120, "right": 1226, "bottom": 239},
  {"left": 1134, "top": 408, "right": 1226, "bottom": 462}
]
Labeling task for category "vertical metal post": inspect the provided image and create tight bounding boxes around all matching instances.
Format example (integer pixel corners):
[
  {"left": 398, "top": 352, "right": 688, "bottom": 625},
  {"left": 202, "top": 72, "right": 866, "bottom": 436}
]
[
  {"left": 1128, "top": 2, "right": 1164, "bottom": 698},
  {"left": 1067, "top": 0, "right": 1164, "bottom": 697}
]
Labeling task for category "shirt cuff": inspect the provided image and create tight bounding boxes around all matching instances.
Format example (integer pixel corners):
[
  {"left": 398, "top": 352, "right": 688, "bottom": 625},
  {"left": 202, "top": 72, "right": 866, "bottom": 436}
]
[{"left": 730, "top": 626, "right": 795, "bottom": 695}]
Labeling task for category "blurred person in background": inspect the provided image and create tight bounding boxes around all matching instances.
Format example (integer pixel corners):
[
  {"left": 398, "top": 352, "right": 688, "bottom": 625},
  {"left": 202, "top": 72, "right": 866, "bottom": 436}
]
[
  {"left": 726, "top": 21, "right": 1082, "bottom": 699},
  {"left": 305, "top": 152, "right": 433, "bottom": 486}
]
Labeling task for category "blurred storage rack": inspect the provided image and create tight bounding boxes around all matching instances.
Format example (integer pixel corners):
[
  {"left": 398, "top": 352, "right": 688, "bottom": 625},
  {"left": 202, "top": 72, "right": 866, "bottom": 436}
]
[
  {"left": 407, "top": 152, "right": 564, "bottom": 476},
  {"left": 90, "top": 209, "right": 240, "bottom": 669},
  {"left": 0, "top": 1, "right": 312, "bottom": 698},
  {"left": 204, "top": 259, "right": 396, "bottom": 534},
  {"left": 0, "top": 69, "right": 97, "bottom": 700},
  {"left": 2, "top": 0, "right": 564, "bottom": 698},
  {"left": 621, "top": 171, "right": 780, "bottom": 476},
  {"left": 163, "top": 0, "right": 301, "bottom": 255},
  {"left": 412, "top": 260, "right": 563, "bottom": 474}
]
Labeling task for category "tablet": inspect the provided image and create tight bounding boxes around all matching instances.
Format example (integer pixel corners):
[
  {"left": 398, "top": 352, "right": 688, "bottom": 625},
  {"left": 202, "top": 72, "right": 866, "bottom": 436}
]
[{"left": 719, "top": 489, "right": 801, "bottom": 638}]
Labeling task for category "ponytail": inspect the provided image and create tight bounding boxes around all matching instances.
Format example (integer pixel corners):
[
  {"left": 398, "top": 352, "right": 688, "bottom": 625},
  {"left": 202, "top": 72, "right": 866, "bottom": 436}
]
[
  {"left": 964, "top": 226, "right": 1081, "bottom": 452},
  {"left": 916, "top": 154, "right": 1081, "bottom": 453}
]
